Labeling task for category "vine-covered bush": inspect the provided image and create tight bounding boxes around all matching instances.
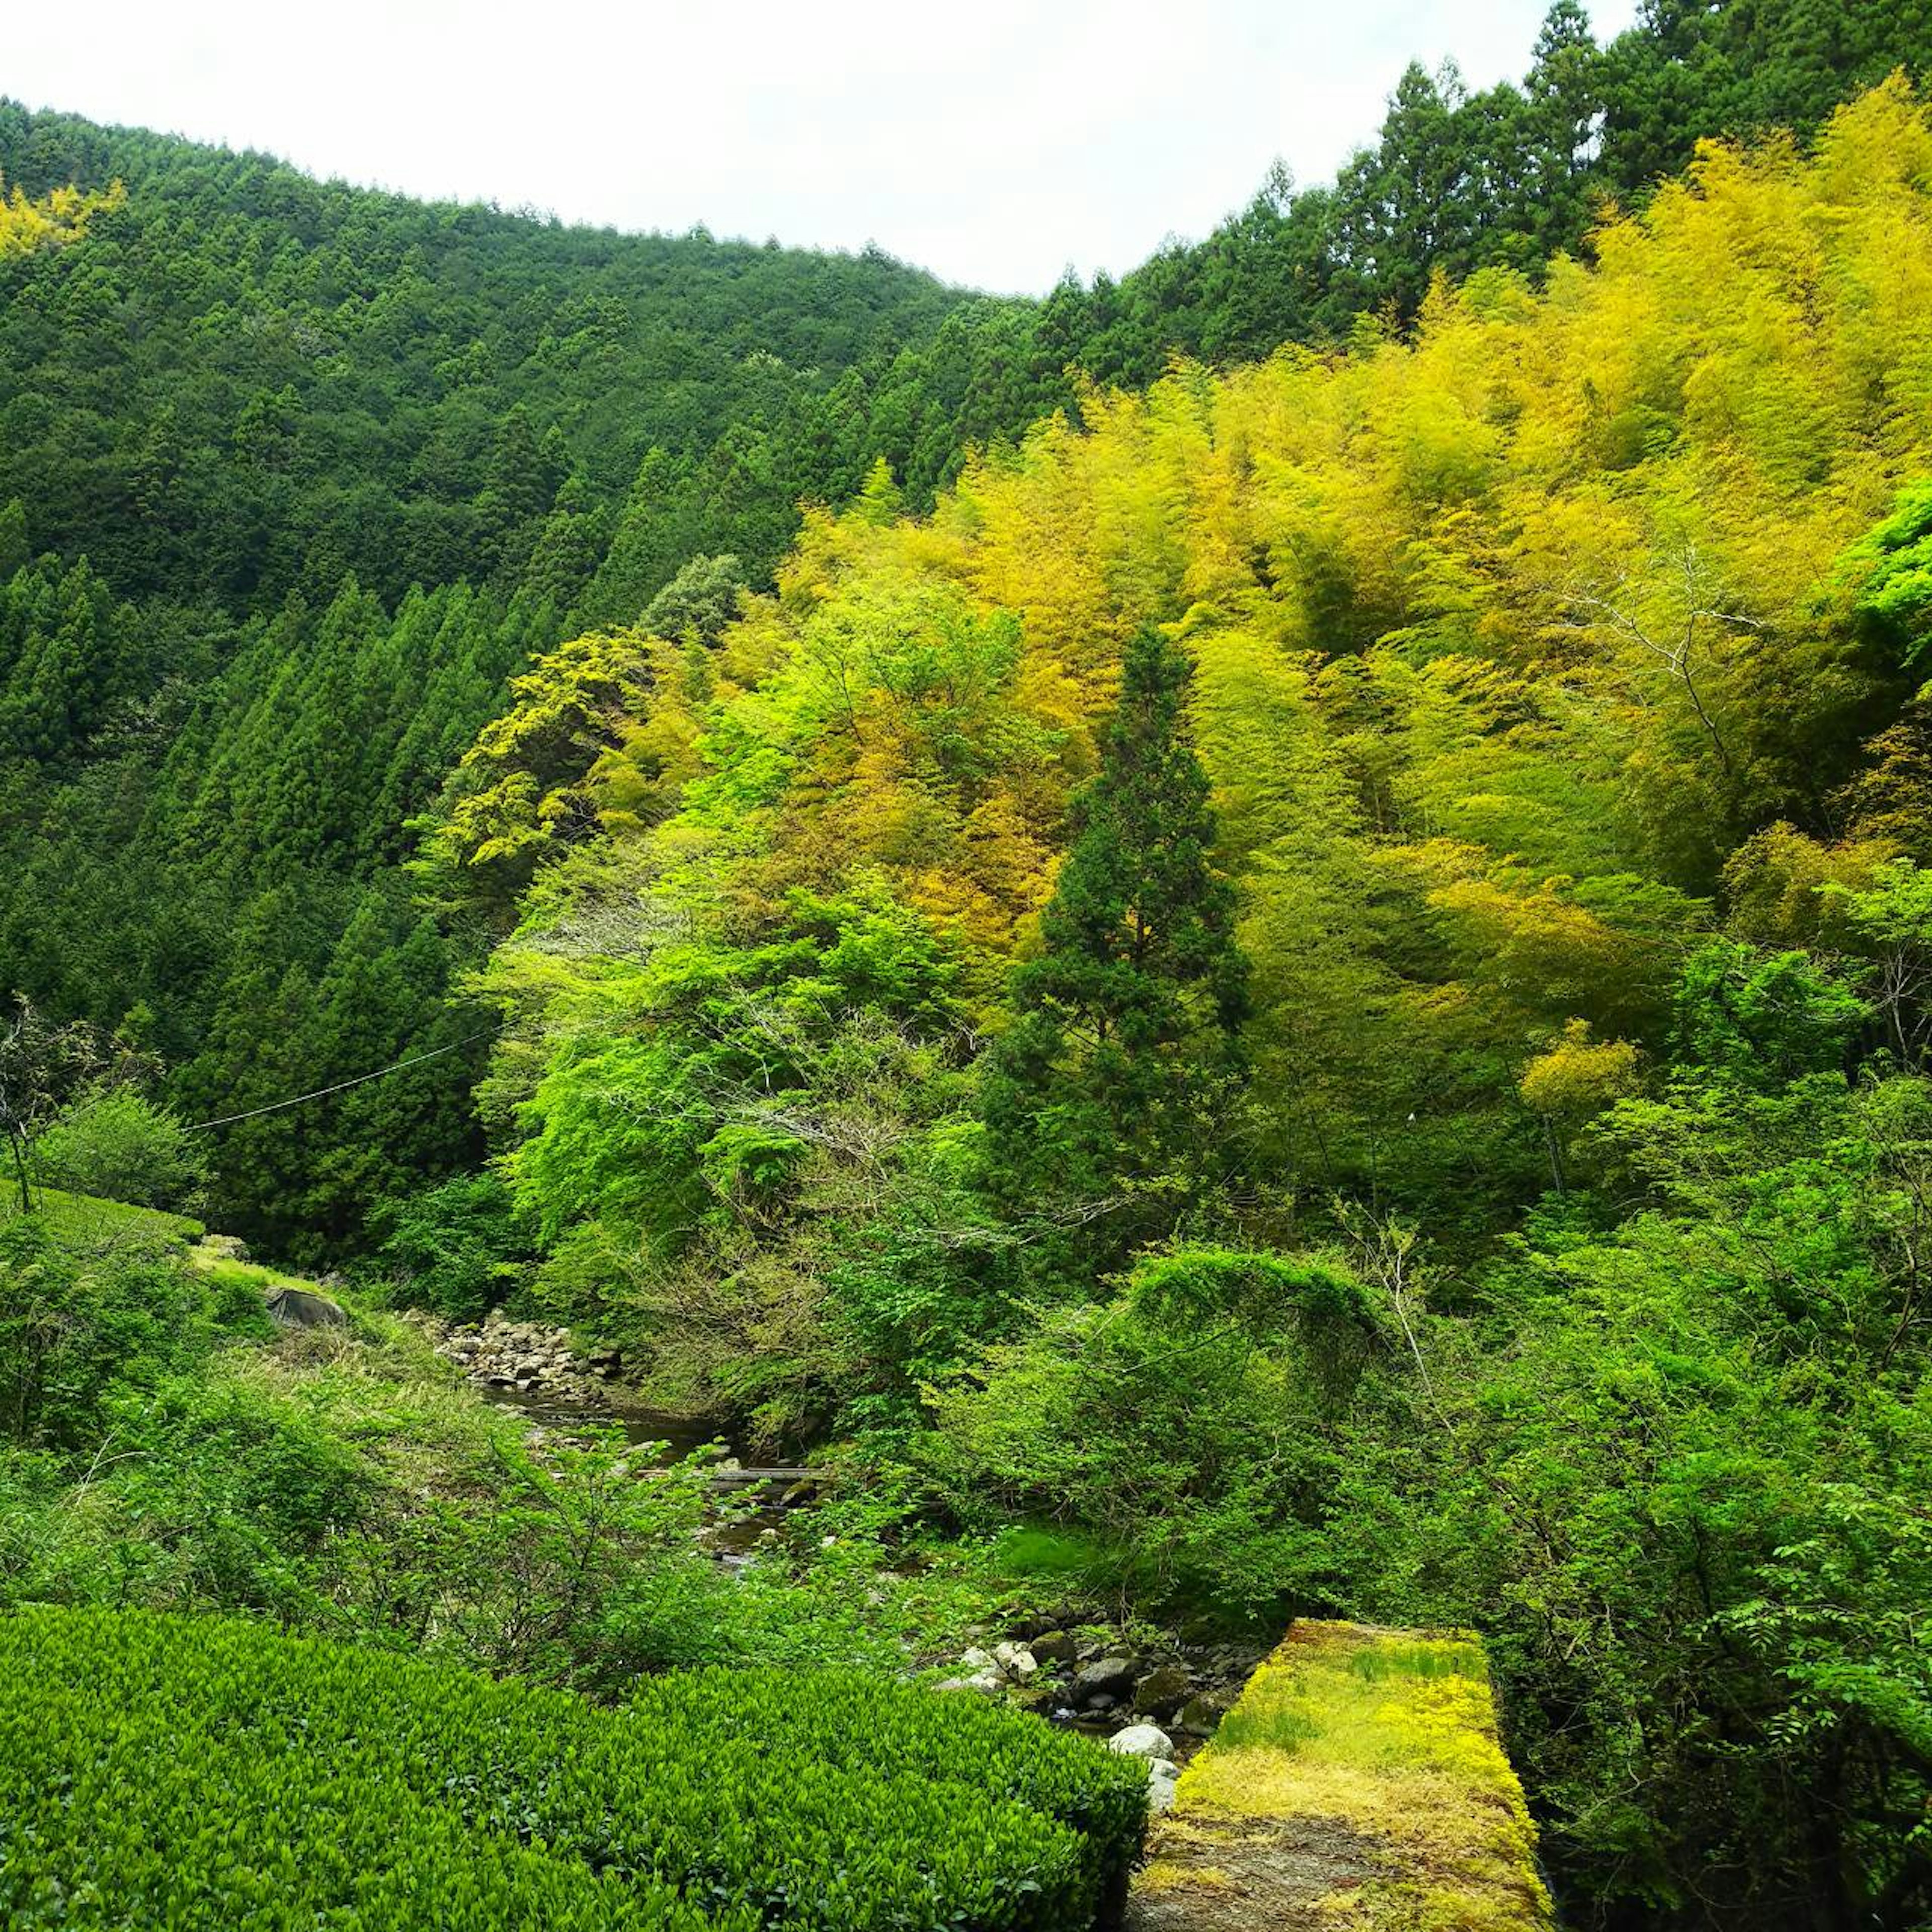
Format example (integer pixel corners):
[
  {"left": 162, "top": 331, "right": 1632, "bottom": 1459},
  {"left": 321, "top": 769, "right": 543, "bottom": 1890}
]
[{"left": 2, "top": 1606, "right": 1146, "bottom": 1930}]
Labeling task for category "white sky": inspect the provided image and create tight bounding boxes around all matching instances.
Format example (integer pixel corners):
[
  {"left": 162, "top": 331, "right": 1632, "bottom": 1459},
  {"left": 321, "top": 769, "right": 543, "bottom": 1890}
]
[{"left": 6, "top": 0, "right": 1640, "bottom": 296}]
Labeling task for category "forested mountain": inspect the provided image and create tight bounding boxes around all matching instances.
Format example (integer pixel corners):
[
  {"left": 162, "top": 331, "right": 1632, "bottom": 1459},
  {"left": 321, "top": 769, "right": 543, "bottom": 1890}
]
[
  {"left": 7, "top": 5, "right": 1932, "bottom": 1929},
  {"left": 0, "top": 105, "right": 971, "bottom": 1249},
  {"left": 0, "top": 101, "right": 964, "bottom": 605},
  {"left": 5, "top": 0, "right": 1927, "bottom": 1254},
  {"left": 809, "top": 0, "right": 1932, "bottom": 504},
  {"left": 462, "top": 82, "right": 1932, "bottom": 1922}
]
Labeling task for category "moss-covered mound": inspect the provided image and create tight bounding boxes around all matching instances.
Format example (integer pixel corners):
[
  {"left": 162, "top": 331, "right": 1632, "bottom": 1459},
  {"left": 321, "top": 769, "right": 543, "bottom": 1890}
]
[
  {"left": 1129, "top": 1621, "right": 1548, "bottom": 1932},
  {"left": 2, "top": 1605, "right": 1148, "bottom": 1930}
]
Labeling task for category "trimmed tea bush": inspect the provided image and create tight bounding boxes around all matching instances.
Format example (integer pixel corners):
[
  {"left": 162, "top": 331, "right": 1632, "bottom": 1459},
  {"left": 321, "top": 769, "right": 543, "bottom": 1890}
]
[
  {"left": 633, "top": 1666, "right": 1149, "bottom": 1909},
  {"left": 0, "top": 1606, "right": 1146, "bottom": 1929}
]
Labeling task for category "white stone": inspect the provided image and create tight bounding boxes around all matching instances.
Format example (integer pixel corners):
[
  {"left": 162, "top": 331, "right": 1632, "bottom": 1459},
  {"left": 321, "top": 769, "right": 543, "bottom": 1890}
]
[
  {"left": 959, "top": 1646, "right": 996, "bottom": 1671},
  {"left": 1107, "top": 1724, "right": 1174, "bottom": 1760},
  {"left": 992, "top": 1642, "right": 1038, "bottom": 1679},
  {"left": 935, "top": 1671, "right": 1004, "bottom": 1697}
]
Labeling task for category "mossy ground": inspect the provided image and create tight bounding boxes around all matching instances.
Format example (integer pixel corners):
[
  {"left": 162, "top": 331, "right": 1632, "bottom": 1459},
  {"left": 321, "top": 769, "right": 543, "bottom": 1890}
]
[{"left": 1126, "top": 1621, "right": 1550, "bottom": 1932}]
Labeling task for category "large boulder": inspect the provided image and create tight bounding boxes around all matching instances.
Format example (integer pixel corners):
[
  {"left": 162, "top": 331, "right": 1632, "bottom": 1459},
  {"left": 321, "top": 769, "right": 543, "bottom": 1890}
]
[
  {"left": 1178, "top": 1687, "right": 1236, "bottom": 1735},
  {"left": 992, "top": 1642, "right": 1038, "bottom": 1680},
  {"left": 263, "top": 1284, "right": 347, "bottom": 1329},
  {"left": 1133, "top": 1664, "right": 1193, "bottom": 1720},
  {"left": 1071, "top": 1656, "right": 1139, "bottom": 1706},
  {"left": 1106, "top": 1724, "right": 1174, "bottom": 1760}
]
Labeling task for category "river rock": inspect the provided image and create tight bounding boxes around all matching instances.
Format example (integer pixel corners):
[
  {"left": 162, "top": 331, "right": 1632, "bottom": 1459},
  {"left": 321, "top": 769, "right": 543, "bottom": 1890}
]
[
  {"left": 1071, "top": 1655, "right": 1139, "bottom": 1705},
  {"left": 992, "top": 1642, "right": 1037, "bottom": 1679},
  {"left": 936, "top": 1671, "right": 1004, "bottom": 1697},
  {"left": 1107, "top": 1724, "right": 1174, "bottom": 1760},
  {"left": 959, "top": 1647, "right": 996, "bottom": 1672},
  {"left": 1029, "top": 1630, "right": 1077, "bottom": 1665},
  {"left": 1178, "top": 1688, "right": 1235, "bottom": 1735},
  {"left": 1133, "top": 1664, "right": 1193, "bottom": 1720}
]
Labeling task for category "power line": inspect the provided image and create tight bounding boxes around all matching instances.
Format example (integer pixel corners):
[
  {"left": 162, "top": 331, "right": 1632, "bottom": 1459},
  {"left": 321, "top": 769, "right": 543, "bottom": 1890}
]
[{"left": 183, "top": 1027, "right": 497, "bottom": 1133}]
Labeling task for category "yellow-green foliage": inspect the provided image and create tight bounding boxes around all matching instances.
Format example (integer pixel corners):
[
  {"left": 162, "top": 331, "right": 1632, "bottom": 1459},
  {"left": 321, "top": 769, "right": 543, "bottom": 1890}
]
[
  {"left": 1517, "top": 1020, "right": 1643, "bottom": 1130},
  {"left": 491, "top": 79, "right": 1932, "bottom": 1212},
  {"left": 0, "top": 171, "right": 121, "bottom": 255},
  {"left": 1148, "top": 1622, "right": 1550, "bottom": 1932}
]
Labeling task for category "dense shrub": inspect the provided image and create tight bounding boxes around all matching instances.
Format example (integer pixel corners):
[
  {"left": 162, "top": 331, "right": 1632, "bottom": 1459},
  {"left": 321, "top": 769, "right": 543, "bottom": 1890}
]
[
  {"left": 29, "top": 1088, "right": 209, "bottom": 1212},
  {"left": 2, "top": 1606, "right": 1147, "bottom": 1930},
  {"left": 366, "top": 1171, "right": 532, "bottom": 1322},
  {"left": 0, "top": 1218, "right": 265, "bottom": 1448},
  {"left": 926, "top": 1296, "right": 1372, "bottom": 1617}
]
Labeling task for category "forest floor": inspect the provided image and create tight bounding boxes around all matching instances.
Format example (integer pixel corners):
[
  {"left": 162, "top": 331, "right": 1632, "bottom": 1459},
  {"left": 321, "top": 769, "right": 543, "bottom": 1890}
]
[{"left": 1125, "top": 1622, "right": 1550, "bottom": 1931}]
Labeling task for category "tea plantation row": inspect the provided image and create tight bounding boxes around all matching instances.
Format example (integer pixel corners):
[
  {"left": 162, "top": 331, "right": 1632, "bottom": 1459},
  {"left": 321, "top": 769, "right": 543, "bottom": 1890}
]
[{"left": 2, "top": 1606, "right": 1148, "bottom": 1929}]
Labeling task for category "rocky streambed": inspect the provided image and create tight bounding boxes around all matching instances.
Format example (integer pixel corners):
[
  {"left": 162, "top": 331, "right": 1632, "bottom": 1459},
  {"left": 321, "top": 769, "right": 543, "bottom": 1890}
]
[
  {"left": 413, "top": 1313, "right": 744, "bottom": 1457},
  {"left": 421, "top": 1312, "right": 631, "bottom": 1410},
  {"left": 932, "top": 1627, "right": 1266, "bottom": 1805},
  {"left": 416, "top": 1310, "right": 1263, "bottom": 1787}
]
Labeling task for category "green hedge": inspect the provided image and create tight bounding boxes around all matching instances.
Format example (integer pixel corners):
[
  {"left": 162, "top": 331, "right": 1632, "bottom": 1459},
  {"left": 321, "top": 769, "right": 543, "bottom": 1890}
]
[
  {"left": 631, "top": 1666, "right": 1148, "bottom": 1912},
  {"left": 0, "top": 1607, "right": 1145, "bottom": 1930}
]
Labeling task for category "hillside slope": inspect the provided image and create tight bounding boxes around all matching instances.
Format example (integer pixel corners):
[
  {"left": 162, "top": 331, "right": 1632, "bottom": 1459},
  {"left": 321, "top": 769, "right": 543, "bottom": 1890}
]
[
  {"left": 0, "top": 105, "right": 971, "bottom": 1252},
  {"left": 6, "top": 1, "right": 1929, "bottom": 1254},
  {"left": 459, "top": 83, "right": 1932, "bottom": 1926}
]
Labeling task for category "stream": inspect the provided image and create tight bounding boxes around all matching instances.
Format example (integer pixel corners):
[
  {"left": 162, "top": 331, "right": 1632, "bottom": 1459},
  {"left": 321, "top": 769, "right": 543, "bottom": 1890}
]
[
  {"left": 471, "top": 1380, "right": 789, "bottom": 1560},
  {"left": 475, "top": 1380, "right": 738, "bottom": 1460}
]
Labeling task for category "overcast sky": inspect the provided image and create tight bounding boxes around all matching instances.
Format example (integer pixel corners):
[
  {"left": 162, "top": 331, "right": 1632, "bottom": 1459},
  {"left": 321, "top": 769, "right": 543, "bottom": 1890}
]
[{"left": 7, "top": 1, "right": 1640, "bottom": 295}]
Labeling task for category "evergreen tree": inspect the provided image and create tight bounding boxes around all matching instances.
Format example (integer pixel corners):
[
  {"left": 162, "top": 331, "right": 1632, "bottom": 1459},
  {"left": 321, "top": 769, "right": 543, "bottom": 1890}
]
[
  {"left": 638, "top": 552, "right": 747, "bottom": 647},
  {"left": 978, "top": 627, "right": 1249, "bottom": 1276},
  {"left": 0, "top": 499, "right": 27, "bottom": 582}
]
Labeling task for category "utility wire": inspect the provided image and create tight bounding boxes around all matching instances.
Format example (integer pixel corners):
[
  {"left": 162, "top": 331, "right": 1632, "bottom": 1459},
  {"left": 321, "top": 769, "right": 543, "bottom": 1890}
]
[{"left": 183, "top": 1027, "right": 496, "bottom": 1133}]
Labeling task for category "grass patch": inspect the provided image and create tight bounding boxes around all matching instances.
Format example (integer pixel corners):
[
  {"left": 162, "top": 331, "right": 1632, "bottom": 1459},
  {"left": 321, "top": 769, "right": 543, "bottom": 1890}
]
[
  {"left": 1212, "top": 1698, "right": 1322, "bottom": 1753},
  {"left": 1153, "top": 1621, "right": 1550, "bottom": 1931},
  {"left": 990, "top": 1524, "right": 1114, "bottom": 1578},
  {"left": 0, "top": 1184, "right": 203, "bottom": 1248},
  {"left": 1347, "top": 1637, "right": 1490, "bottom": 1684},
  {"left": 190, "top": 1250, "right": 329, "bottom": 1301}
]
